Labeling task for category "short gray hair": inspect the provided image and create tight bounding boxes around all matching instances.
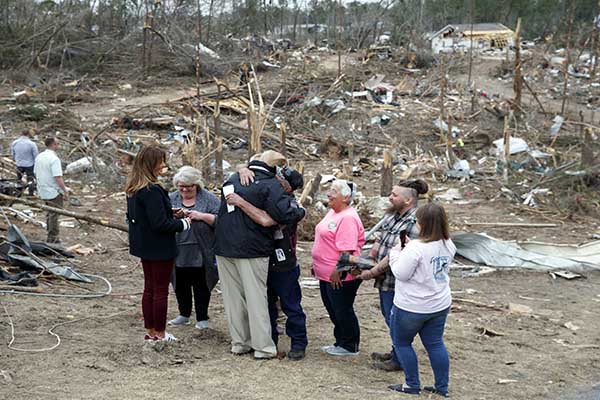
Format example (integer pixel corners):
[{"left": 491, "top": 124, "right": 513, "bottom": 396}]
[
  {"left": 331, "top": 180, "right": 355, "bottom": 203},
  {"left": 173, "top": 166, "right": 204, "bottom": 189}
]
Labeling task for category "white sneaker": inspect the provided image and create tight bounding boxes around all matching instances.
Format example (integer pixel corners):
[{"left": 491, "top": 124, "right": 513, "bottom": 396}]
[
  {"left": 195, "top": 320, "right": 209, "bottom": 330},
  {"left": 321, "top": 345, "right": 336, "bottom": 352},
  {"left": 167, "top": 315, "right": 190, "bottom": 326},
  {"left": 231, "top": 344, "right": 252, "bottom": 355},
  {"left": 325, "top": 346, "right": 359, "bottom": 356},
  {"left": 159, "top": 332, "right": 178, "bottom": 342}
]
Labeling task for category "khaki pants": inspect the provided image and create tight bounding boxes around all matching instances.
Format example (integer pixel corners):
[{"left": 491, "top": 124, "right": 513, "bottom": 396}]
[
  {"left": 44, "top": 194, "right": 63, "bottom": 243},
  {"left": 216, "top": 256, "right": 276, "bottom": 358}
]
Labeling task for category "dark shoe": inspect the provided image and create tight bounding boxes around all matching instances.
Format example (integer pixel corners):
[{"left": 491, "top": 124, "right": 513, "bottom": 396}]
[
  {"left": 388, "top": 384, "right": 420, "bottom": 395},
  {"left": 424, "top": 386, "right": 449, "bottom": 398},
  {"left": 373, "top": 360, "right": 403, "bottom": 372},
  {"left": 371, "top": 351, "right": 392, "bottom": 362},
  {"left": 287, "top": 349, "right": 305, "bottom": 361}
]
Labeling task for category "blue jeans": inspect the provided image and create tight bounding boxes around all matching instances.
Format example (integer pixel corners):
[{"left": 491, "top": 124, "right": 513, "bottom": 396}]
[
  {"left": 319, "top": 279, "right": 362, "bottom": 353},
  {"left": 267, "top": 266, "right": 308, "bottom": 351},
  {"left": 379, "top": 289, "right": 400, "bottom": 365},
  {"left": 390, "top": 305, "right": 450, "bottom": 394}
]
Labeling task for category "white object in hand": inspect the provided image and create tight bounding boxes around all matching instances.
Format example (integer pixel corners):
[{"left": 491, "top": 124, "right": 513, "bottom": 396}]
[{"left": 223, "top": 184, "right": 235, "bottom": 212}]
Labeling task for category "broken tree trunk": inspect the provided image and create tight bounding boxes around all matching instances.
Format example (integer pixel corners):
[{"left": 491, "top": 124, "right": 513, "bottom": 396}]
[
  {"left": 195, "top": 0, "right": 202, "bottom": 97},
  {"left": 299, "top": 173, "right": 322, "bottom": 206},
  {"left": 337, "top": 0, "right": 342, "bottom": 78},
  {"left": 470, "top": 84, "right": 478, "bottom": 114},
  {"left": 439, "top": 56, "right": 447, "bottom": 144},
  {"left": 592, "top": 0, "right": 600, "bottom": 79},
  {"left": 347, "top": 141, "right": 355, "bottom": 165},
  {"left": 503, "top": 114, "right": 510, "bottom": 183},
  {"left": 467, "top": 0, "right": 475, "bottom": 88},
  {"left": 582, "top": 128, "right": 595, "bottom": 167},
  {"left": 202, "top": 117, "right": 212, "bottom": 182},
  {"left": 561, "top": 1, "right": 575, "bottom": 116},
  {"left": 513, "top": 18, "right": 523, "bottom": 111},
  {"left": 446, "top": 115, "right": 455, "bottom": 168},
  {"left": 214, "top": 83, "right": 223, "bottom": 183},
  {"left": 0, "top": 194, "right": 128, "bottom": 232},
  {"left": 279, "top": 121, "right": 287, "bottom": 158},
  {"left": 381, "top": 149, "right": 393, "bottom": 197}
]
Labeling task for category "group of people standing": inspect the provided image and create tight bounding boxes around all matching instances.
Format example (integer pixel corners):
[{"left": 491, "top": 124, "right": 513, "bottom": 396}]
[{"left": 125, "top": 144, "right": 456, "bottom": 397}]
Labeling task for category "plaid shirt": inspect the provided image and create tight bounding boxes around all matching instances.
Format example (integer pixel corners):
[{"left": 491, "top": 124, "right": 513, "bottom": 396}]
[{"left": 374, "top": 208, "right": 419, "bottom": 291}]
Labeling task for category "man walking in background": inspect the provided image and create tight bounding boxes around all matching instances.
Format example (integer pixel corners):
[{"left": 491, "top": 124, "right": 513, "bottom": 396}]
[
  {"left": 10, "top": 129, "right": 38, "bottom": 196},
  {"left": 34, "top": 137, "right": 69, "bottom": 243}
]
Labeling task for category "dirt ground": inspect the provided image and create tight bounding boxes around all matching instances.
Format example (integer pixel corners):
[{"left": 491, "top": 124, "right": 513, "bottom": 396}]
[
  {"left": 1, "top": 191, "right": 599, "bottom": 400},
  {"left": 1, "top": 54, "right": 600, "bottom": 400}
]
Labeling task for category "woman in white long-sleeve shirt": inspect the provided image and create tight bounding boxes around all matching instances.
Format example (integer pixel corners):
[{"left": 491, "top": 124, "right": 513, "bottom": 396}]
[{"left": 386, "top": 203, "right": 455, "bottom": 398}]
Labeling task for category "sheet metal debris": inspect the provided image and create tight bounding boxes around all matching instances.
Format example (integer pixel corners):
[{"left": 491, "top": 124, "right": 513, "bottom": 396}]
[{"left": 453, "top": 232, "right": 600, "bottom": 271}]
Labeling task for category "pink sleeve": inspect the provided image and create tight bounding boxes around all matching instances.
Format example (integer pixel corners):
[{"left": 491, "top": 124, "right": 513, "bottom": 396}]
[{"left": 334, "top": 215, "right": 360, "bottom": 252}]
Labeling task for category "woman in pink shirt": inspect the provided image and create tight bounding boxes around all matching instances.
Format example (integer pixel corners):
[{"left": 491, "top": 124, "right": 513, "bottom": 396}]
[{"left": 311, "top": 180, "right": 365, "bottom": 356}]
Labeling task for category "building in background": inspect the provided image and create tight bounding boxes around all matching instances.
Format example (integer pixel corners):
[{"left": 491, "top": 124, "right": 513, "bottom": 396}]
[{"left": 427, "top": 23, "right": 515, "bottom": 54}]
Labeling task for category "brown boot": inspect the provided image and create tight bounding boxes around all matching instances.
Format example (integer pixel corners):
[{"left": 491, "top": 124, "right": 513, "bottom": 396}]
[
  {"left": 371, "top": 351, "right": 392, "bottom": 362},
  {"left": 372, "top": 360, "right": 403, "bottom": 372}
]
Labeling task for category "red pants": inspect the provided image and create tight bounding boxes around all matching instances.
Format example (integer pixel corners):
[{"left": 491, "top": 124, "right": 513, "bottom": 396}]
[{"left": 141, "top": 259, "right": 174, "bottom": 332}]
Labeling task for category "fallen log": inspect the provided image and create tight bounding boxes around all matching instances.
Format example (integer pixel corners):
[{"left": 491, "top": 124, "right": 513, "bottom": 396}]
[
  {"left": 0, "top": 193, "right": 128, "bottom": 232},
  {"left": 0, "top": 285, "right": 43, "bottom": 293},
  {"left": 453, "top": 298, "right": 506, "bottom": 312}
]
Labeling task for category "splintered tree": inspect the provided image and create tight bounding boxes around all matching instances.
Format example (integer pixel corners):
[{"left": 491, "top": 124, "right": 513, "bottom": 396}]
[
  {"left": 513, "top": 18, "right": 523, "bottom": 111},
  {"left": 380, "top": 149, "right": 393, "bottom": 197},
  {"left": 561, "top": 0, "right": 575, "bottom": 116}
]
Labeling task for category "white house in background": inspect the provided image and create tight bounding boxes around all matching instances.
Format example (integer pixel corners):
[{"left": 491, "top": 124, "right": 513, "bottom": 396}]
[{"left": 428, "top": 23, "right": 515, "bottom": 54}]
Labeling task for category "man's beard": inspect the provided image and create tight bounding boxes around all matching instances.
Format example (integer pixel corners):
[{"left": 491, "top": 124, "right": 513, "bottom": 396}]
[{"left": 386, "top": 203, "right": 404, "bottom": 214}]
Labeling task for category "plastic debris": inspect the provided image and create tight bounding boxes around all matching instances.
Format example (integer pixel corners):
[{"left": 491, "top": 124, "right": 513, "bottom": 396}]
[
  {"left": 433, "top": 118, "right": 461, "bottom": 137},
  {"left": 549, "top": 115, "right": 564, "bottom": 137},
  {"left": 493, "top": 137, "right": 529, "bottom": 155}
]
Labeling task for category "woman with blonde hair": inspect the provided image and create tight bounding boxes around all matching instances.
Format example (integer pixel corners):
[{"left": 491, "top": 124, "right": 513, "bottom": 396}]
[{"left": 125, "top": 145, "right": 191, "bottom": 343}]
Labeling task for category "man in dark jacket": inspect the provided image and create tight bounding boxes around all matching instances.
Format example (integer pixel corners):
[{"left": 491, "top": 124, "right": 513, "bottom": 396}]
[
  {"left": 214, "top": 154, "right": 305, "bottom": 359},
  {"left": 228, "top": 166, "right": 308, "bottom": 360}
]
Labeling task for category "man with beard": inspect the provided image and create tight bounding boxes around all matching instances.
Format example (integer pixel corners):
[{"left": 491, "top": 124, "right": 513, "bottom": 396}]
[{"left": 359, "top": 179, "right": 428, "bottom": 371}]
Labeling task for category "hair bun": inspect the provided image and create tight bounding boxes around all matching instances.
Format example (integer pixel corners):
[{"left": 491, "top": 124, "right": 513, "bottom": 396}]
[{"left": 399, "top": 179, "right": 428, "bottom": 195}]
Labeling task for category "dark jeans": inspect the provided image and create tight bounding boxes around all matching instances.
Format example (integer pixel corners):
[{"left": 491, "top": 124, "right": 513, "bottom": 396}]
[
  {"left": 390, "top": 305, "right": 450, "bottom": 394},
  {"left": 267, "top": 266, "right": 308, "bottom": 351},
  {"left": 319, "top": 278, "right": 362, "bottom": 353},
  {"left": 16, "top": 166, "right": 35, "bottom": 196},
  {"left": 141, "top": 259, "right": 174, "bottom": 332},
  {"left": 44, "top": 194, "right": 63, "bottom": 243},
  {"left": 379, "top": 289, "right": 400, "bottom": 365},
  {"left": 174, "top": 266, "right": 211, "bottom": 321}
]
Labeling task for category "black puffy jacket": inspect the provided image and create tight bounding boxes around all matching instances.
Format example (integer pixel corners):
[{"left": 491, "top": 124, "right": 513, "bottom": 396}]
[
  {"left": 214, "top": 161, "right": 305, "bottom": 259},
  {"left": 127, "top": 184, "right": 186, "bottom": 261}
]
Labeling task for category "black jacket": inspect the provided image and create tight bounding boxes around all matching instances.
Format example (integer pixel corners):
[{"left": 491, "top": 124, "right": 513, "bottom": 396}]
[
  {"left": 170, "top": 189, "right": 220, "bottom": 268},
  {"left": 214, "top": 161, "right": 305, "bottom": 258},
  {"left": 127, "top": 184, "right": 186, "bottom": 261}
]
